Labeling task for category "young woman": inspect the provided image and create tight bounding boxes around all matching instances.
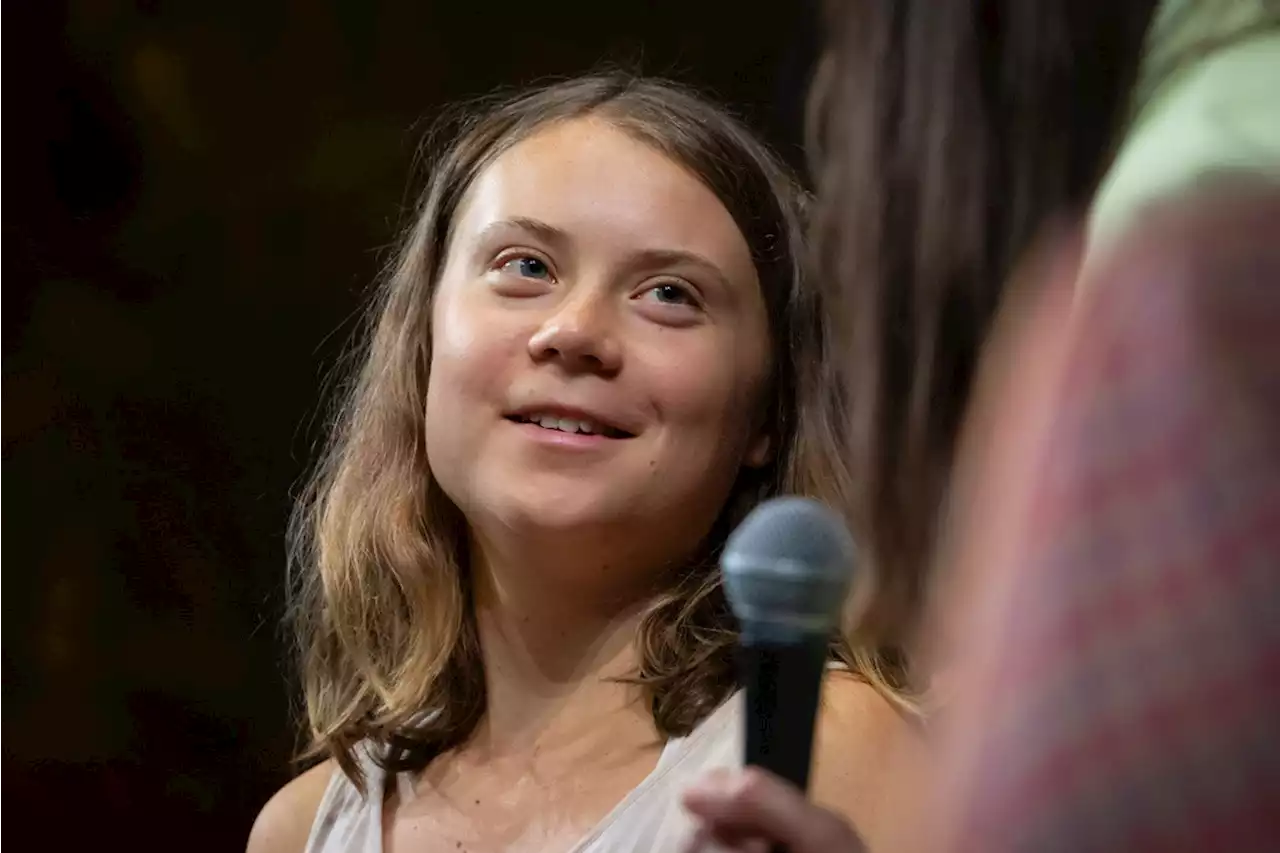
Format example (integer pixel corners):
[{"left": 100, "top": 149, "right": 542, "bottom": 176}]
[{"left": 247, "top": 73, "right": 916, "bottom": 853}]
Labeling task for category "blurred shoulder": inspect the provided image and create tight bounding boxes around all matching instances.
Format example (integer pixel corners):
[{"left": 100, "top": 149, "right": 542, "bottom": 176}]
[
  {"left": 246, "top": 760, "right": 337, "bottom": 853},
  {"left": 811, "top": 670, "right": 926, "bottom": 847},
  {"left": 1088, "top": 180, "right": 1280, "bottom": 299},
  {"left": 1081, "top": 181, "right": 1280, "bottom": 379}
]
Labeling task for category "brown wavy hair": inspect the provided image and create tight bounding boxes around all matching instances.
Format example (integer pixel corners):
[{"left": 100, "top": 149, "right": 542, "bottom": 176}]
[
  {"left": 805, "top": 1, "right": 1160, "bottom": 662},
  {"left": 288, "top": 72, "right": 892, "bottom": 791}
]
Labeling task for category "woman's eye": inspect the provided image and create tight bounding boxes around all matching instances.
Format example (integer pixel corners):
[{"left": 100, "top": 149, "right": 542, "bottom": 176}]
[
  {"left": 500, "top": 256, "right": 552, "bottom": 280},
  {"left": 641, "top": 282, "right": 696, "bottom": 307}
]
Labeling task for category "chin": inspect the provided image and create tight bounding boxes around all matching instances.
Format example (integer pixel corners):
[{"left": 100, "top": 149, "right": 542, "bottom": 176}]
[{"left": 495, "top": 497, "right": 623, "bottom": 535}]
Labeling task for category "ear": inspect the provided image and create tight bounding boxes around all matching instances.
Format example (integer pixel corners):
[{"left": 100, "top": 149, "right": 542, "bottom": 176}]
[{"left": 743, "top": 430, "right": 773, "bottom": 469}]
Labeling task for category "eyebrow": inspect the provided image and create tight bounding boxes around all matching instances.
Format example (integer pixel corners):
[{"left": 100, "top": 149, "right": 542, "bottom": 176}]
[
  {"left": 628, "top": 248, "right": 733, "bottom": 293},
  {"left": 474, "top": 217, "right": 570, "bottom": 249}
]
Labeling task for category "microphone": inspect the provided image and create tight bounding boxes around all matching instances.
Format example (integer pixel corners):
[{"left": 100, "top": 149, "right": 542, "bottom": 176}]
[{"left": 721, "top": 496, "right": 857, "bottom": 796}]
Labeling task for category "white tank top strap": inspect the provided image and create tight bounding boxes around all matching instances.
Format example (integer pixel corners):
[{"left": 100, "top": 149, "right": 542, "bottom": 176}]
[
  {"left": 565, "top": 692, "right": 744, "bottom": 851},
  {"left": 393, "top": 763, "right": 416, "bottom": 806},
  {"left": 304, "top": 744, "right": 387, "bottom": 853}
]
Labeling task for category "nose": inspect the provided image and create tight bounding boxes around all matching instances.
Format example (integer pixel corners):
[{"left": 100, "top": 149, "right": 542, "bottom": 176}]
[{"left": 527, "top": 291, "right": 623, "bottom": 376}]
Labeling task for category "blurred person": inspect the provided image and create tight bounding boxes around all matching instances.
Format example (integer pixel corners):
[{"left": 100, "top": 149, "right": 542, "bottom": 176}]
[
  {"left": 683, "top": 1, "right": 1280, "bottom": 851},
  {"left": 246, "top": 73, "right": 918, "bottom": 853}
]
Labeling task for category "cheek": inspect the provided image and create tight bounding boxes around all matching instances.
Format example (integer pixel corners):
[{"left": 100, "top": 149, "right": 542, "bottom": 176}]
[
  {"left": 424, "top": 295, "right": 521, "bottom": 441},
  {"left": 653, "top": 338, "right": 770, "bottom": 450}
]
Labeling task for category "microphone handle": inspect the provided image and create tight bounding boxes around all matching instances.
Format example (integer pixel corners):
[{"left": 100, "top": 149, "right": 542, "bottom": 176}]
[{"left": 740, "top": 633, "right": 828, "bottom": 793}]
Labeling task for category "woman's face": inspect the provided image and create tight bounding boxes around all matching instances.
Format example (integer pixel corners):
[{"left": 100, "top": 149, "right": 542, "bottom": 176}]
[{"left": 424, "top": 116, "right": 773, "bottom": 573}]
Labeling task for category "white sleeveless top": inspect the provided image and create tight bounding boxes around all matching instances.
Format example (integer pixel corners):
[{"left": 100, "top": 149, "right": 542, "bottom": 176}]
[{"left": 304, "top": 692, "right": 745, "bottom": 853}]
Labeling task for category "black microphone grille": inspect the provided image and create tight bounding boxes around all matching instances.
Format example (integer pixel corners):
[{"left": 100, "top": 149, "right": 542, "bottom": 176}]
[{"left": 720, "top": 496, "right": 857, "bottom": 639}]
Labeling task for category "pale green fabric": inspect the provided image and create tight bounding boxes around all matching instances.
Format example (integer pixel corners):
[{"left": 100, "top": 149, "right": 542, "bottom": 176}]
[{"left": 1089, "top": 1, "right": 1280, "bottom": 253}]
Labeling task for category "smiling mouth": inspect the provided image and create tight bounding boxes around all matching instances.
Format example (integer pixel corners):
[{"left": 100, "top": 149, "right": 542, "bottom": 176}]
[{"left": 506, "top": 413, "right": 634, "bottom": 439}]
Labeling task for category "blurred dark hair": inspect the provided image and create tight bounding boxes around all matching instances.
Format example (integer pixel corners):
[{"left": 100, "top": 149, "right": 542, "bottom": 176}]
[{"left": 806, "top": 2, "right": 1161, "bottom": 666}]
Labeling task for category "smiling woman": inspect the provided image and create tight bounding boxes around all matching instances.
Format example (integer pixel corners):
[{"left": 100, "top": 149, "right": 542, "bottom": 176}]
[
  {"left": 247, "top": 72, "right": 914, "bottom": 853},
  {"left": 426, "top": 115, "right": 773, "bottom": 556}
]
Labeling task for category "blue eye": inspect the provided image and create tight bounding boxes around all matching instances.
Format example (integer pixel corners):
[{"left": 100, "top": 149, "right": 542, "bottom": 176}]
[
  {"left": 501, "top": 256, "right": 551, "bottom": 279},
  {"left": 644, "top": 283, "right": 695, "bottom": 306}
]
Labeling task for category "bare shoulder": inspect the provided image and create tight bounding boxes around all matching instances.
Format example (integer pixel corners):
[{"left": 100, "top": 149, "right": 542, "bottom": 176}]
[
  {"left": 246, "top": 760, "right": 337, "bottom": 853},
  {"left": 811, "top": 670, "right": 925, "bottom": 845}
]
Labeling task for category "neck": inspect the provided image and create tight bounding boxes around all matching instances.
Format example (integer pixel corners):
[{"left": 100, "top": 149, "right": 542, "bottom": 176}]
[{"left": 466, "top": 531, "right": 662, "bottom": 758}]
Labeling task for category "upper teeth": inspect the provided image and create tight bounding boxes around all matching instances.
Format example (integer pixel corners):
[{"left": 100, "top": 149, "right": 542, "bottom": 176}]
[{"left": 531, "top": 414, "right": 598, "bottom": 434}]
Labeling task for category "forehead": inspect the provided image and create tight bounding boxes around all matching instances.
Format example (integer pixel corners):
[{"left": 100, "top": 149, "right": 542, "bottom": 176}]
[{"left": 451, "top": 118, "right": 756, "bottom": 279}]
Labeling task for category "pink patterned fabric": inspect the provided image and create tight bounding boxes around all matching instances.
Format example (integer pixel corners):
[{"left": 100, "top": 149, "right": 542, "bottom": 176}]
[{"left": 940, "top": 191, "right": 1280, "bottom": 853}]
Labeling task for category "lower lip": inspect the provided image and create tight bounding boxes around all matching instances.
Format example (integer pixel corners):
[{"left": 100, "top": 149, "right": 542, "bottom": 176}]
[{"left": 509, "top": 419, "right": 620, "bottom": 448}]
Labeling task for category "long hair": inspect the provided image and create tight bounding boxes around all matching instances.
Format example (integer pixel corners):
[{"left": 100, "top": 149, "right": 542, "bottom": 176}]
[
  {"left": 289, "top": 72, "right": 882, "bottom": 791},
  {"left": 806, "top": 2, "right": 1161, "bottom": 664}
]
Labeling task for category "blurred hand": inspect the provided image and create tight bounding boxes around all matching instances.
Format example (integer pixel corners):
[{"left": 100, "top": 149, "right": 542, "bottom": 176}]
[{"left": 681, "top": 767, "right": 866, "bottom": 853}]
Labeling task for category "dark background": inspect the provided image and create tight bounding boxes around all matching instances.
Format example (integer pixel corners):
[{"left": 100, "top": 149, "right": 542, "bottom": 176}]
[{"left": 4, "top": 1, "right": 817, "bottom": 849}]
